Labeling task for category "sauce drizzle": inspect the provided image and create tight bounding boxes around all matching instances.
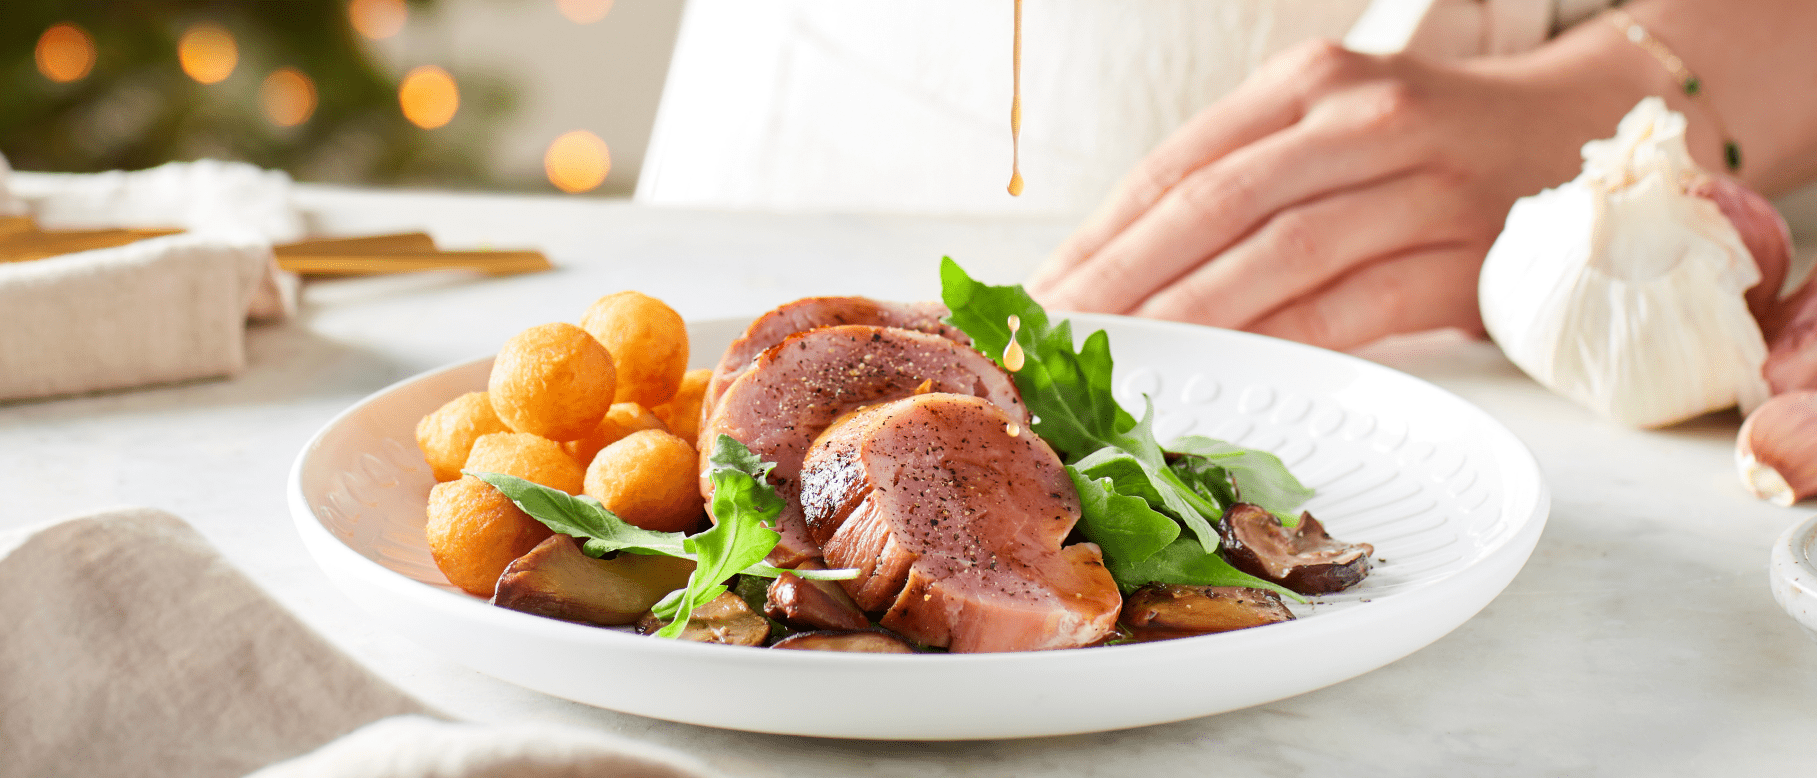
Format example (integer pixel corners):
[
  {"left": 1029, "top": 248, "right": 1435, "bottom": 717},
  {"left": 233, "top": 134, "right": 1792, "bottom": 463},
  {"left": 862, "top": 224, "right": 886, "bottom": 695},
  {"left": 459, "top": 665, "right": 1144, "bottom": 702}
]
[
  {"left": 1007, "top": 0, "right": 1024, "bottom": 196},
  {"left": 1003, "top": 314, "right": 1025, "bottom": 372}
]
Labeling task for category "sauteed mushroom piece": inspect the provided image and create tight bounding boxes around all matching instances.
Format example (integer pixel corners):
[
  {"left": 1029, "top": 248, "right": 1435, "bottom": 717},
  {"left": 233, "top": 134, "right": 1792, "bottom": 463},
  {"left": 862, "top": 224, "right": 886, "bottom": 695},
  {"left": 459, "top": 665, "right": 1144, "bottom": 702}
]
[
  {"left": 635, "top": 591, "right": 769, "bottom": 646},
  {"left": 1120, "top": 583, "right": 1293, "bottom": 640},
  {"left": 771, "top": 630, "right": 918, "bottom": 653},
  {"left": 764, "top": 560, "right": 870, "bottom": 632},
  {"left": 1217, "top": 503, "right": 1373, "bottom": 595},
  {"left": 492, "top": 536, "right": 695, "bottom": 626}
]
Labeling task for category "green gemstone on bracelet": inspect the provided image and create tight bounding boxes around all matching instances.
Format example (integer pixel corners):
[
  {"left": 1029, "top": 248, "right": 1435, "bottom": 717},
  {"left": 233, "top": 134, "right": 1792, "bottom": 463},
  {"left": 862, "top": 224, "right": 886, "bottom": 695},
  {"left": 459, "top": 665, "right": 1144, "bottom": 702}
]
[
  {"left": 1725, "top": 141, "right": 1742, "bottom": 171},
  {"left": 1683, "top": 76, "right": 1701, "bottom": 96}
]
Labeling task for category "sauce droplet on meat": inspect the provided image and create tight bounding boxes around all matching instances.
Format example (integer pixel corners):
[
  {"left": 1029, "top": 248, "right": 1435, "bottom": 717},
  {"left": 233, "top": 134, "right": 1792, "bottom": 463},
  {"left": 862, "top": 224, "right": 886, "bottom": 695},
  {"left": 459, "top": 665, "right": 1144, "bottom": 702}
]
[
  {"left": 1003, "top": 314, "right": 1025, "bottom": 372},
  {"left": 1007, "top": 0, "right": 1024, "bottom": 196}
]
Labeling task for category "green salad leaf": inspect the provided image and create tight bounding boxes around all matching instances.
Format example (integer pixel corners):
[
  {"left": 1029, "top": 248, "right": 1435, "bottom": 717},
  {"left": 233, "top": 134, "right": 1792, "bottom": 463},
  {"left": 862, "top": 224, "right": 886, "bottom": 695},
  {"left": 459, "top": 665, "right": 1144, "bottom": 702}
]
[
  {"left": 939, "top": 257, "right": 1307, "bottom": 597},
  {"left": 1067, "top": 467, "right": 1178, "bottom": 565},
  {"left": 1167, "top": 435, "right": 1314, "bottom": 525},
  {"left": 940, "top": 257, "right": 1134, "bottom": 455},
  {"left": 651, "top": 437, "right": 785, "bottom": 637},
  {"left": 468, "top": 435, "right": 852, "bottom": 639},
  {"left": 1105, "top": 536, "right": 1286, "bottom": 593},
  {"left": 467, "top": 470, "right": 686, "bottom": 559}
]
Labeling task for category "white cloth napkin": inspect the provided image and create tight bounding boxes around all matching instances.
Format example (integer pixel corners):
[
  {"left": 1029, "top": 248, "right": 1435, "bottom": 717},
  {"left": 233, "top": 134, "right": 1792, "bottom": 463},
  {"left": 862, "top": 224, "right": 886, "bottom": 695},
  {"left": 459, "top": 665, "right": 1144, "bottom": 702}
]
[
  {"left": 0, "top": 508, "right": 715, "bottom": 778},
  {"left": 0, "top": 159, "right": 303, "bottom": 402},
  {"left": 10, "top": 159, "right": 305, "bottom": 242}
]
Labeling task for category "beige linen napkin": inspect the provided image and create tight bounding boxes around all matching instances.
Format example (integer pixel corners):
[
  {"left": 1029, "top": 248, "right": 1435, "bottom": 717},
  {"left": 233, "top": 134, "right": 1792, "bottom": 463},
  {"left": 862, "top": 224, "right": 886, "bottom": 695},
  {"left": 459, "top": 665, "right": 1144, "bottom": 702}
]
[
  {"left": 0, "top": 232, "right": 274, "bottom": 402},
  {"left": 0, "top": 508, "right": 714, "bottom": 778},
  {"left": 0, "top": 157, "right": 305, "bottom": 402}
]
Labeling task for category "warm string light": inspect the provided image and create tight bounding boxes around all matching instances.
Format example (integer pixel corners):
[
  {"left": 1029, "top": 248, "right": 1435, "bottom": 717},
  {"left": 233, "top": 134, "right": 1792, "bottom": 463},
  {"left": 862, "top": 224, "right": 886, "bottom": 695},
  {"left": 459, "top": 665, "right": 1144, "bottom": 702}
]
[
  {"left": 35, "top": 23, "right": 95, "bottom": 83},
  {"left": 261, "top": 68, "right": 318, "bottom": 127},
  {"left": 399, "top": 66, "right": 459, "bottom": 129},
  {"left": 349, "top": 0, "right": 408, "bottom": 40},
  {"left": 178, "top": 23, "right": 238, "bottom": 84},
  {"left": 557, "top": 0, "right": 614, "bottom": 24},
  {"left": 545, "top": 130, "right": 611, "bottom": 193}
]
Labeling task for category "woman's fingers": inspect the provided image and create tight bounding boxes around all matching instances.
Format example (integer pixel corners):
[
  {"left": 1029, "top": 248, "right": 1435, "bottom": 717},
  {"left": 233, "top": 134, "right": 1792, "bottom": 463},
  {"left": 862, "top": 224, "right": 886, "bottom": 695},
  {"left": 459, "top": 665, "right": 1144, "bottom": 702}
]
[
  {"left": 1246, "top": 244, "right": 1488, "bottom": 351},
  {"left": 1029, "top": 41, "right": 1383, "bottom": 297},
  {"left": 1034, "top": 81, "right": 1430, "bottom": 315},
  {"left": 1132, "top": 171, "right": 1488, "bottom": 328}
]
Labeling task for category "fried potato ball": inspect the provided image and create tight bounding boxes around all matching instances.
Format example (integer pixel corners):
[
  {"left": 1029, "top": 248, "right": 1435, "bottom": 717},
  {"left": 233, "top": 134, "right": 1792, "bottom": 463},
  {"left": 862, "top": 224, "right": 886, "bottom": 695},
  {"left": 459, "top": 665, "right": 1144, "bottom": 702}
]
[
  {"left": 426, "top": 476, "right": 554, "bottom": 597},
  {"left": 465, "top": 432, "right": 586, "bottom": 495},
  {"left": 584, "top": 429, "right": 704, "bottom": 533},
  {"left": 580, "top": 291, "right": 688, "bottom": 408},
  {"left": 489, "top": 322, "right": 616, "bottom": 441},
  {"left": 562, "top": 402, "right": 670, "bottom": 466},
  {"left": 652, "top": 368, "right": 710, "bottom": 447},
  {"left": 416, "top": 391, "right": 511, "bottom": 482}
]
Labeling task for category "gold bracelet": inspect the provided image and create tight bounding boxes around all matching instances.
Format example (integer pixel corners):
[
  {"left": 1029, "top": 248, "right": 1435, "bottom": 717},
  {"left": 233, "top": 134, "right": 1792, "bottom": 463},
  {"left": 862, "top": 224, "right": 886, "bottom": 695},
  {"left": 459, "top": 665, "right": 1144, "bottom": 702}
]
[{"left": 1605, "top": 8, "right": 1740, "bottom": 171}]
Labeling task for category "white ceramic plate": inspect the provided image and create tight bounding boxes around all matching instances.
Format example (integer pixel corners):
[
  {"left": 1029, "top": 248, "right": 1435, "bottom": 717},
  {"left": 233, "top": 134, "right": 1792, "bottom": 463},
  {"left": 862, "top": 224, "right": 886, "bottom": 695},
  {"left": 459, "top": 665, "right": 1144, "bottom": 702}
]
[{"left": 289, "top": 314, "right": 1549, "bottom": 739}]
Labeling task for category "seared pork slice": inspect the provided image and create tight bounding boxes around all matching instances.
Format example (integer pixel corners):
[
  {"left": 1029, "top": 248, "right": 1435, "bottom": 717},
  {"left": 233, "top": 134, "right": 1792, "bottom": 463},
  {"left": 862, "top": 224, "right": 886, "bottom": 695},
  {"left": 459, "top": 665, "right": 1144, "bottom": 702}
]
[
  {"left": 798, "top": 393, "right": 1121, "bottom": 653},
  {"left": 703, "top": 325, "right": 1027, "bottom": 567},
  {"left": 704, "top": 297, "right": 967, "bottom": 418}
]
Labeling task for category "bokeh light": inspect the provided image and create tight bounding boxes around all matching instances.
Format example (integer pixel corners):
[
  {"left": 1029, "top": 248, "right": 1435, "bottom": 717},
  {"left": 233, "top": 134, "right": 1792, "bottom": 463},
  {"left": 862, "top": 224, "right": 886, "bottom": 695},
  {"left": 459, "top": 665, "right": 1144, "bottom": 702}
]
[
  {"left": 349, "top": 0, "right": 408, "bottom": 40},
  {"left": 178, "top": 23, "right": 238, "bottom": 84},
  {"left": 34, "top": 23, "right": 95, "bottom": 83},
  {"left": 399, "top": 65, "right": 459, "bottom": 129},
  {"left": 261, "top": 68, "right": 318, "bottom": 127},
  {"left": 557, "top": 0, "right": 614, "bottom": 24},
  {"left": 544, "top": 130, "right": 611, "bottom": 192}
]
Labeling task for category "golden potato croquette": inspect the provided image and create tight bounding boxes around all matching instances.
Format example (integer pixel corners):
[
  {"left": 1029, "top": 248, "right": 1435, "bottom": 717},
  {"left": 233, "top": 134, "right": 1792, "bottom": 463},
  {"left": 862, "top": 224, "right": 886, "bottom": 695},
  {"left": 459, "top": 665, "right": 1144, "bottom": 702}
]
[
  {"left": 465, "top": 432, "right": 586, "bottom": 495},
  {"left": 416, "top": 391, "right": 510, "bottom": 482},
  {"left": 584, "top": 429, "right": 704, "bottom": 533},
  {"left": 426, "top": 476, "right": 554, "bottom": 597},
  {"left": 652, "top": 368, "right": 710, "bottom": 447},
  {"left": 562, "top": 402, "right": 670, "bottom": 466},
  {"left": 489, "top": 322, "right": 616, "bottom": 441},
  {"left": 580, "top": 291, "right": 688, "bottom": 408}
]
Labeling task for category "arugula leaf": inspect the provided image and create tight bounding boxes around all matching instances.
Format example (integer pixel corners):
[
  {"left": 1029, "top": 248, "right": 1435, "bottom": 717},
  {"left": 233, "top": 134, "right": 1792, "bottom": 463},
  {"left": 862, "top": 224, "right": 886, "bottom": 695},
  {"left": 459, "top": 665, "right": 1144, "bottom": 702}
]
[
  {"left": 470, "top": 437, "right": 853, "bottom": 639},
  {"left": 1167, "top": 435, "right": 1314, "bottom": 521},
  {"left": 1068, "top": 467, "right": 1178, "bottom": 564},
  {"left": 468, "top": 467, "right": 851, "bottom": 581},
  {"left": 654, "top": 435, "right": 788, "bottom": 638},
  {"left": 466, "top": 471, "right": 686, "bottom": 558},
  {"left": 1105, "top": 536, "right": 1294, "bottom": 597},
  {"left": 942, "top": 259, "right": 1221, "bottom": 543},
  {"left": 1166, "top": 454, "right": 1239, "bottom": 512},
  {"left": 939, "top": 259, "right": 1316, "bottom": 597},
  {"left": 940, "top": 257, "right": 1133, "bottom": 456}
]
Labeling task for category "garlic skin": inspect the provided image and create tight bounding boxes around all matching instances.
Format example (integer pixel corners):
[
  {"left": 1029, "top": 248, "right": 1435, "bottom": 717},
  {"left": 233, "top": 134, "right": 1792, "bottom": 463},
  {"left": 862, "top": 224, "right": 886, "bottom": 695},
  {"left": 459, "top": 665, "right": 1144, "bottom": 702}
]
[
  {"left": 1479, "top": 97, "right": 1770, "bottom": 428},
  {"left": 1737, "top": 391, "right": 1817, "bottom": 506}
]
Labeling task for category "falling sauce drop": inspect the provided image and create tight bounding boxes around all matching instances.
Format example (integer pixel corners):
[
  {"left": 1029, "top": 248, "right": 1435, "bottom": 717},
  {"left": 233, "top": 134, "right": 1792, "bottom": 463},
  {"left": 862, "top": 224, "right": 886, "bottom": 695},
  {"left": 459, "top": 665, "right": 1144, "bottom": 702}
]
[
  {"left": 1003, "top": 314, "right": 1025, "bottom": 372},
  {"left": 1007, "top": 0, "right": 1024, "bottom": 196}
]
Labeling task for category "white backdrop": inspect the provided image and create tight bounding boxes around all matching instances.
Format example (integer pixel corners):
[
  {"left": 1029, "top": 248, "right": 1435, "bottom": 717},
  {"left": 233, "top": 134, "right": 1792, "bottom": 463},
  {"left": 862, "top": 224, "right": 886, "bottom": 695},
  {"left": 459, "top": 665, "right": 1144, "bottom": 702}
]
[{"left": 637, "top": 0, "right": 1374, "bottom": 216}]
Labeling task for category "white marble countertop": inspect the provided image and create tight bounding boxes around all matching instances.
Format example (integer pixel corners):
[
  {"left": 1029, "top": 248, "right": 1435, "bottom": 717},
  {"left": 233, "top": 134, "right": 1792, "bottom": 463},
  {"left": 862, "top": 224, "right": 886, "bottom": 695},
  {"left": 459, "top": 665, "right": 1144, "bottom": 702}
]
[{"left": 2, "top": 186, "right": 1813, "bottom": 777}]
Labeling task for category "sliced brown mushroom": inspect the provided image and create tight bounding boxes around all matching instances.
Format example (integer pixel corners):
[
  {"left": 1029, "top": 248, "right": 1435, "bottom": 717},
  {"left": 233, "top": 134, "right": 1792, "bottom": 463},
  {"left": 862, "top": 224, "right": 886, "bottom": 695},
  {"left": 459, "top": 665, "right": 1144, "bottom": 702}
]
[
  {"left": 634, "top": 591, "right": 770, "bottom": 646},
  {"left": 492, "top": 536, "right": 696, "bottom": 626},
  {"left": 764, "top": 560, "right": 870, "bottom": 632},
  {"left": 1217, "top": 503, "right": 1373, "bottom": 594},
  {"left": 771, "top": 630, "right": 917, "bottom": 653},
  {"left": 1120, "top": 583, "right": 1293, "bottom": 641}
]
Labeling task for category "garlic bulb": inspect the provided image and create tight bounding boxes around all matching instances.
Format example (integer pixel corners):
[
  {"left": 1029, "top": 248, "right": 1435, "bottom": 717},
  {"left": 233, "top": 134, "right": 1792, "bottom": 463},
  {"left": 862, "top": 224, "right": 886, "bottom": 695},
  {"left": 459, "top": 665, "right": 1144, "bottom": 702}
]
[{"left": 1479, "top": 97, "right": 1770, "bottom": 428}]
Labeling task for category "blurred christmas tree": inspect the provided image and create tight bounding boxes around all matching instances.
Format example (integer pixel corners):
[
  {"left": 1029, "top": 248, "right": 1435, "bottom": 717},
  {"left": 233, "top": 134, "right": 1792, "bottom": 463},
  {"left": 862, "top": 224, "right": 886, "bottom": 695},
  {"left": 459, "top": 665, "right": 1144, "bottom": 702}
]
[{"left": 0, "top": 0, "right": 516, "bottom": 187}]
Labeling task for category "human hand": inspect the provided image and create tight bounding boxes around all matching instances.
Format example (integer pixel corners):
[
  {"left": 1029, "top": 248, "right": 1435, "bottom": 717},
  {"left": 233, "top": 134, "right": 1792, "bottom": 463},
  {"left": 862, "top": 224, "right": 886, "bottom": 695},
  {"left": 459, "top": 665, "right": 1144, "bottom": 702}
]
[{"left": 1027, "top": 39, "right": 1647, "bottom": 351}]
